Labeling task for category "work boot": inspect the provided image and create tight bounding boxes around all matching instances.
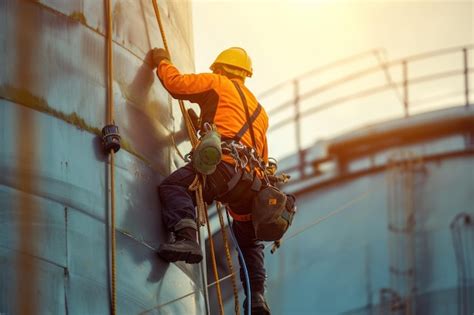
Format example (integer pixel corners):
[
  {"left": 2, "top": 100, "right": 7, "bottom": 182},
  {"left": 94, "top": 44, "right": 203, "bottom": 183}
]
[
  {"left": 158, "top": 219, "right": 203, "bottom": 264},
  {"left": 243, "top": 292, "right": 271, "bottom": 315}
]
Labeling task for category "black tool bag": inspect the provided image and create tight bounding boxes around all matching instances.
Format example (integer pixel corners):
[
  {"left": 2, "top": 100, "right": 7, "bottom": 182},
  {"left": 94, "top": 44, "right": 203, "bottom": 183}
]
[
  {"left": 252, "top": 186, "right": 296, "bottom": 241},
  {"left": 231, "top": 81, "right": 297, "bottom": 240}
]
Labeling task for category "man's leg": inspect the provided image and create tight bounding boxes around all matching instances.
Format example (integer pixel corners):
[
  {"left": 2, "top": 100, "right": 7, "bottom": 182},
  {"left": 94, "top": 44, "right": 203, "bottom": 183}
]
[
  {"left": 159, "top": 163, "right": 198, "bottom": 228},
  {"left": 157, "top": 162, "right": 234, "bottom": 264},
  {"left": 157, "top": 163, "right": 203, "bottom": 263},
  {"left": 232, "top": 220, "right": 271, "bottom": 315}
]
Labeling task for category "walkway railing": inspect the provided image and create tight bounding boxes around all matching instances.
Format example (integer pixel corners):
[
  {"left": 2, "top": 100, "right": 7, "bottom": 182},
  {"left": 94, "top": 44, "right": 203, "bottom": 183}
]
[{"left": 260, "top": 45, "right": 473, "bottom": 178}]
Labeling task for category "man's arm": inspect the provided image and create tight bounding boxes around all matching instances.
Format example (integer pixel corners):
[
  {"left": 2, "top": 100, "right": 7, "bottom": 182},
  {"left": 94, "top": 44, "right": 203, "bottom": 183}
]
[
  {"left": 152, "top": 48, "right": 216, "bottom": 101},
  {"left": 157, "top": 61, "right": 216, "bottom": 100}
]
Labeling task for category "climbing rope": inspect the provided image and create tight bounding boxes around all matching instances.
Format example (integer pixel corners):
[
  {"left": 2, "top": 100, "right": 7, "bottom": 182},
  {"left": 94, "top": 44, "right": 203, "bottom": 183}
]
[
  {"left": 188, "top": 175, "right": 229, "bottom": 315},
  {"left": 150, "top": 0, "right": 207, "bottom": 229},
  {"left": 169, "top": 127, "right": 187, "bottom": 161},
  {"left": 104, "top": 0, "right": 117, "bottom": 314},
  {"left": 204, "top": 203, "right": 225, "bottom": 314},
  {"left": 151, "top": 0, "right": 198, "bottom": 146},
  {"left": 188, "top": 174, "right": 207, "bottom": 226},
  {"left": 217, "top": 202, "right": 240, "bottom": 315},
  {"left": 150, "top": 1, "right": 228, "bottom": 314}
]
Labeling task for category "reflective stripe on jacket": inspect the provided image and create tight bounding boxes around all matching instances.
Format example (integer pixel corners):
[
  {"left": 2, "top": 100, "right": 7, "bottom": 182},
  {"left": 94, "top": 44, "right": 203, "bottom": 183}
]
[{"left": 157, "top": 61, "right": 269, "bottom": 165}]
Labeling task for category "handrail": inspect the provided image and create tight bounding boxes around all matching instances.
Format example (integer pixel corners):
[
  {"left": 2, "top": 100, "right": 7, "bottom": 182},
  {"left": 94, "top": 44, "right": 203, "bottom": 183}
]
[
  {"left": 267, "top": 46, "right": 474, "bottom": 116},
  {"left": 268, "top": 64, "right": 385, "bottom": 116},
  {"left": 261, "top": 44, "right": 473, "bottom": 103},
  {"left": 269, "top": 68, "right": 473, "bottom": 131},
  {"left": 262, "top": 45, "right": 473, "bottom": 178},
  {"left": 388, "top": 44, "right": 474, "bottom": 64},
  {"left": 258, "top": 48, "right": 384, "bottom": 99}
]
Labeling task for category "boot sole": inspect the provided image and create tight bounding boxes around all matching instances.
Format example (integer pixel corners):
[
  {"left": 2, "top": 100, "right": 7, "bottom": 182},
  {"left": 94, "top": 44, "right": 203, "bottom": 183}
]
[{"left": 158, "top": 247, "right": 203, "bottom": 264}]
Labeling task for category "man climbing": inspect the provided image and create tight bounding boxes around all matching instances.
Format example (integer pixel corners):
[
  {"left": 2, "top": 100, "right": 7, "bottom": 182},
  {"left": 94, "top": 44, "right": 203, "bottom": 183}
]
[{"left": 151, "top": 47, "right": 273, "bottom": 314}]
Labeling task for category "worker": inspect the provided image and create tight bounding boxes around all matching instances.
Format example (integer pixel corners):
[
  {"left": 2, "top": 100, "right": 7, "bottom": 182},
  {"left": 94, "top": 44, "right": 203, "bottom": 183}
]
[{"left": 152, "top": 47, "right": 272, "bottom": 315}]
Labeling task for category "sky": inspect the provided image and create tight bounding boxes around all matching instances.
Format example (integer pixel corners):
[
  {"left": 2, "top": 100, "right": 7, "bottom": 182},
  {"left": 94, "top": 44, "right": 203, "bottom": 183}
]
[{"left": 192, "top": 0, "right": 473, "bottom": 159}]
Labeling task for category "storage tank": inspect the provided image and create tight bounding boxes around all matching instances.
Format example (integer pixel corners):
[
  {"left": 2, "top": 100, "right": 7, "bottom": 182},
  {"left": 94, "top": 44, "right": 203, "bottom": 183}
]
[
  {"left": 266, "top": 105, "right": 474, "bottom": 314},
  {"left": 0, "top": 1, "right": 205, "bottom": 314},
  {"left": 258, "top": 47, "right": 474, "bottom": 314}
]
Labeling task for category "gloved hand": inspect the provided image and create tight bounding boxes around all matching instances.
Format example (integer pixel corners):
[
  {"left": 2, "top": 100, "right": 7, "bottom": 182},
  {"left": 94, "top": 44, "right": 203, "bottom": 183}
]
[{"left": 151, "top": 48, "right": 170, "bottom": 68}]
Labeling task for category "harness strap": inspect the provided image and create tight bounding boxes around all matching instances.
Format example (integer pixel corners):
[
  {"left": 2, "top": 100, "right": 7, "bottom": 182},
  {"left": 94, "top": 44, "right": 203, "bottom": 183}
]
[
  {"left": 234, "top": 103, "right": 262, "bottom": 142},
  {"left": 231, "top": 81, "right": 260, "bottom": 147}
]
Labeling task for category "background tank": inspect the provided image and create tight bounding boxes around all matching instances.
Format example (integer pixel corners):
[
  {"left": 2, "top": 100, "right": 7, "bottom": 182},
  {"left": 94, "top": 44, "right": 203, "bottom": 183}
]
[
  {"left": 266, "top": 105, "right": 474, "bottom": 314},
  {"left": 260, "top": 46, "right": 474, "bottom": 314},
  {"left": 0, "top": 1, "right": 205, "bottom": 314}
]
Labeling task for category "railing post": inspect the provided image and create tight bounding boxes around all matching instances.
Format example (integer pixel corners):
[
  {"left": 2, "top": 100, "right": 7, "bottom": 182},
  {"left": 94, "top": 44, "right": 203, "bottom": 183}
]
[
  {"left": 463, "top": 48, "right": 469, "bottom": 107},
  {"left": 403, "top": 60, "right": 409, "bottom": 117},
  {"left": 293, "top": 80, "right": 304, "bottom": 178}
]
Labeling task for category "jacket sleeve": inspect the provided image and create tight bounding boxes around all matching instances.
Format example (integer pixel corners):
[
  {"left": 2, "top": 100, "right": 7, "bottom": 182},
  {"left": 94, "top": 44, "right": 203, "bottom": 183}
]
[{"left": 156, "top": 61, "right": 216, "bottom": 100}]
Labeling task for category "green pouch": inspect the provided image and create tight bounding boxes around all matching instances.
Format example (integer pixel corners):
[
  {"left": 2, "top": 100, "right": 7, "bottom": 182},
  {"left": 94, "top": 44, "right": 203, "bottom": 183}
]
[{"left": 192, "top": 130, "right": 222, "bottom": 175}]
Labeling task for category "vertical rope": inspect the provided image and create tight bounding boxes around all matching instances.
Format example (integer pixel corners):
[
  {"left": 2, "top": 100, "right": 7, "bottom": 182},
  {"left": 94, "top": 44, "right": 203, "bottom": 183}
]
[
  {"left": 105, "top": 0, "right": 117, "bottom": 314},
  {"left": 189, "top": 174, "right": 207, "bottom": 226},
  {"left": 217, "top": 202, "right": 240, "bottom": 315},
  {"left": 151, "top": 0, "right": 168, "bottom": 52},
  {"left": 150, "top": 1, "right": 226, "bottom": 314},
  {"left": 204, "top": 203, "right": 225, "bottom": 315},
  {"left": 151, "top": 0, "right": 205, "bottom": 231},
  {"left": 106, "top": 0, "right": 114, "bottom": 124},
  {"left": 109, "top": 153, "right": 117, "bottom": 315},
  {"left": 151, "top": 0, "right": 198, "bottom": 147}
]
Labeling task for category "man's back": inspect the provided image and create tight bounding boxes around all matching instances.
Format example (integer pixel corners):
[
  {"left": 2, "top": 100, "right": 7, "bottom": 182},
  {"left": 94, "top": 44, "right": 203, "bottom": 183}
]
[{"left": 157, "top": 61, "right": 269, "bottom": 163}]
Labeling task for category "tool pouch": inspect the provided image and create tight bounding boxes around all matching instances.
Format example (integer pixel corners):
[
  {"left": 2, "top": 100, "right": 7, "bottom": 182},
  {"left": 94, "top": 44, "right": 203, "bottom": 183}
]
[
  {"left": 192, "top": 129, "right": 222, "bottom": 175},
  {"left": 252, "top": 186, "right": 297, "bottom": 241}
]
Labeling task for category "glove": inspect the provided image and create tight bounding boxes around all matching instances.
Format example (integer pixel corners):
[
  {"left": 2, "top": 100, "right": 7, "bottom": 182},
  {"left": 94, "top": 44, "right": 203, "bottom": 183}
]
[{"left": 152, "top": 48, "right": 170, "bottom": 68}]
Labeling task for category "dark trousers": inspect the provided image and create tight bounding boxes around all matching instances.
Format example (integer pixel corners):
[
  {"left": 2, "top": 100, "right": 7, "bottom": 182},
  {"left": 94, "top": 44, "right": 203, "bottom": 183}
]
[{"left": 158, "top": 162, "right": 266, "bottom": 293}]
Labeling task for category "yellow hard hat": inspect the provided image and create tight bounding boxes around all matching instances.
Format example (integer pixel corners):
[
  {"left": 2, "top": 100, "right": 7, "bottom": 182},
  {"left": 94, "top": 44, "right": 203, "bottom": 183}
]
[{"left": 210, "top": 47, "right": 253, "bottom": 77}]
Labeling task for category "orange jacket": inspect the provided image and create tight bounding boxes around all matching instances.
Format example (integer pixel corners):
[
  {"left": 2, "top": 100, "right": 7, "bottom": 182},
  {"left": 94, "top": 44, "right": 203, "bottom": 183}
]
[{"left": 157, "top": 61, "right": 269, "bottom": 165}]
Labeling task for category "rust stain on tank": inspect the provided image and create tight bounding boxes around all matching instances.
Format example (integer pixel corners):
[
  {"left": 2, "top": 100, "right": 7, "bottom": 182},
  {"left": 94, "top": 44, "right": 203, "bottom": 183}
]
[
  {"left": 0, "top": 85, "right": 101, "bottom": 134},
  {"left": 0, "top": 85, "right": 152, "bottom": 167},
  {"left": 69, "top": 11, "right": 87, "bottom": 25},
  {"left": 14, "top": 5, "right": 39, "bottom": 314}
]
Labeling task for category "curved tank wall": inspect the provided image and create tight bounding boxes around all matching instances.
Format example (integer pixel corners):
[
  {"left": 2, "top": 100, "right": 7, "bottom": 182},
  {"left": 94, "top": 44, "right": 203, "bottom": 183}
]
[
  {"left": 0, "top": 1, "right": 203, "bottom": 314},
  {"left": 262, "top": 106, "right": 474, "bottom": 314}
]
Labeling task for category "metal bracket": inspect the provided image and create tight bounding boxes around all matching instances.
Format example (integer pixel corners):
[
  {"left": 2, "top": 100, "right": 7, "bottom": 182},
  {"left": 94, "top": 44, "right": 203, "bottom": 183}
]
[{"left": 102, "top": 124, "right": 121, "bottom": 153}]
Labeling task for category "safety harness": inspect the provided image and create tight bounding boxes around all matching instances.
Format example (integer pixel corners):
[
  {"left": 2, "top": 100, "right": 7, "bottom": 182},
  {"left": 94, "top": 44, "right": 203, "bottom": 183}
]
[
  {"left": 217, "top": 81, "right": 267, "bottom": 221},
  {"left": 216, "top": 81, "right": 297, "bottom": 235}
]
